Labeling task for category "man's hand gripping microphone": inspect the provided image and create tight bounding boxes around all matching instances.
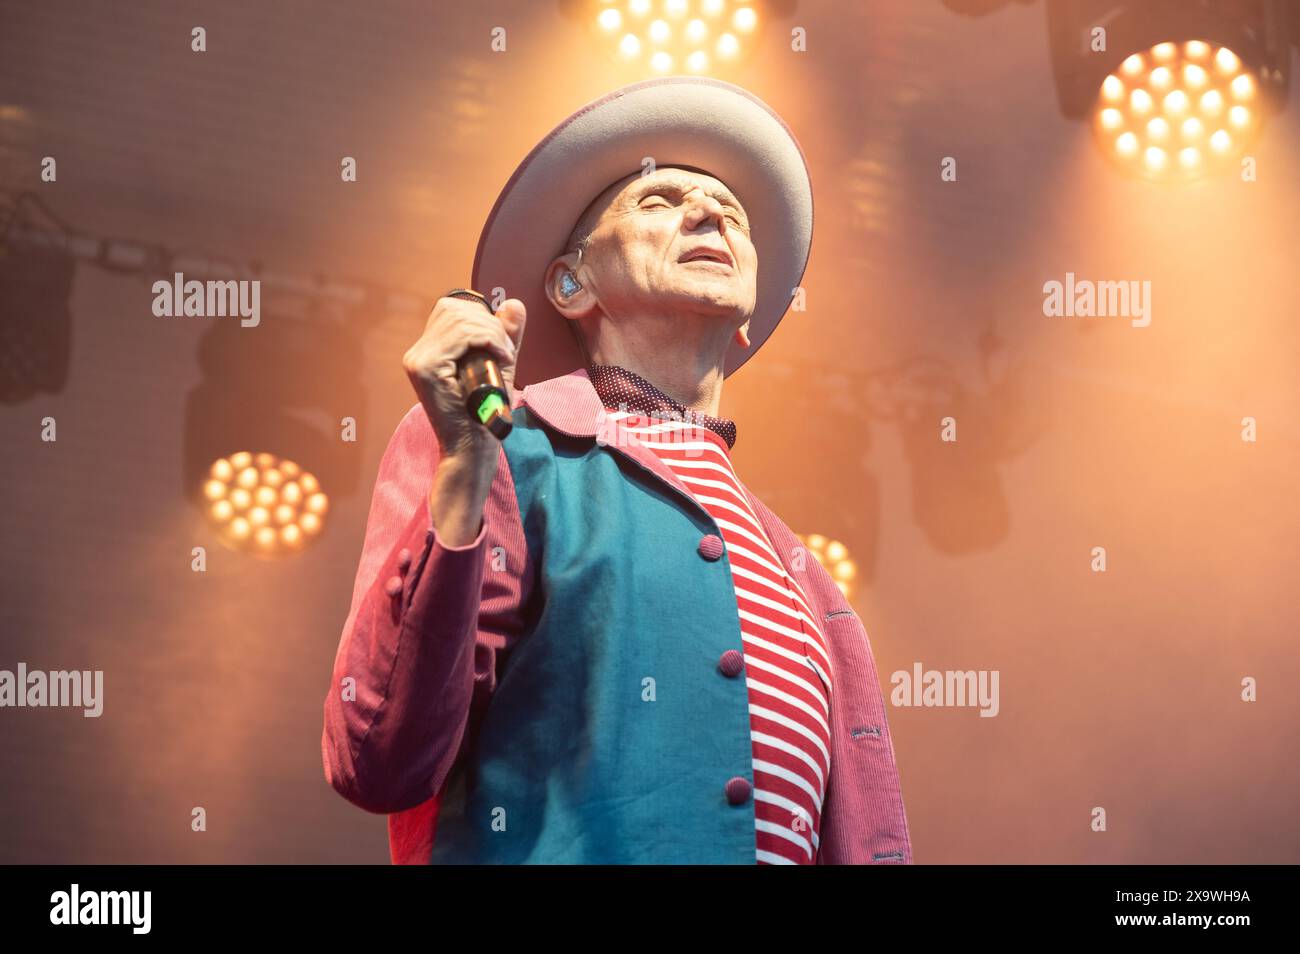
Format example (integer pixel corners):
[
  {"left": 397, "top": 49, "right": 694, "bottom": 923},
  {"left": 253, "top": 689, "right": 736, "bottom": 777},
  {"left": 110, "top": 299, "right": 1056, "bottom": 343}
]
[{"left": 445, "top": 289, "right": 513, "bottom": 441}]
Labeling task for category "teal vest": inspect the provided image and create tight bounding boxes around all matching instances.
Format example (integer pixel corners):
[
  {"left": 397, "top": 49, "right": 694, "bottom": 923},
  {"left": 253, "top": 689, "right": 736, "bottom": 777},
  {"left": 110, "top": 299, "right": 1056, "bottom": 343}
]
[{"left": 429, "top": 407, "right": 758, "bottom": 863}]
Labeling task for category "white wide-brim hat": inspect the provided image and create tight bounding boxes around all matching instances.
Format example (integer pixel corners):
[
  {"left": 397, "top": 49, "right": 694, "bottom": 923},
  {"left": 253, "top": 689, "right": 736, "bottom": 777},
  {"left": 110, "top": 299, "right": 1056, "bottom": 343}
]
[{"left": 471, "top": 76, "right": 813, "bottom": 387}]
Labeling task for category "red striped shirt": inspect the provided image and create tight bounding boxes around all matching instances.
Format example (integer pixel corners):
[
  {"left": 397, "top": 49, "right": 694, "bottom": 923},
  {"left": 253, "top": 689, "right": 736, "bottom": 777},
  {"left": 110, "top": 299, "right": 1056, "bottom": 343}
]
[{"left": 604, "top": 407, "right": 834, "bottom": 864}]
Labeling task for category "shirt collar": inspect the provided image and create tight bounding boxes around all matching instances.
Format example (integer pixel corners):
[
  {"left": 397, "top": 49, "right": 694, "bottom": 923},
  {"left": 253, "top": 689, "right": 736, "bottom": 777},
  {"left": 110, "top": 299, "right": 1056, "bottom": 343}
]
[{"left": 586, "top": 364, "right": 737, "bottom": 450}]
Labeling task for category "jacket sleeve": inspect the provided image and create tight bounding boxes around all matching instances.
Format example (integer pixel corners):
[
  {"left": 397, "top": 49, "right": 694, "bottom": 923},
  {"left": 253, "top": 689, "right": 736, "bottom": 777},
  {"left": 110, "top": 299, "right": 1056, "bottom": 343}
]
[{"left": 321, "top": 401, "right": 532, "bottom": 816}]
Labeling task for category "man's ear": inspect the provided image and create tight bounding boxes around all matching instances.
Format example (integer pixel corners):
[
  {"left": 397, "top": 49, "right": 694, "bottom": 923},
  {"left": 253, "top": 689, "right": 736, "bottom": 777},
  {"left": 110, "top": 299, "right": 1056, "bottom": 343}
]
[
  {"left": 734, "top": 319, "right": 751, "bottom": 349},
  {"left": 544, "top": 254, "right": 592, "bottom": 320}
]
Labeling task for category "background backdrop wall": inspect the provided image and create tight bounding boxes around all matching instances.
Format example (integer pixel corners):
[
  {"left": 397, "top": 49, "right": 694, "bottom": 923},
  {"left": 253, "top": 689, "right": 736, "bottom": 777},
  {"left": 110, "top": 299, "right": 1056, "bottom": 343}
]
[{"left": 1, "top": 0, "right": 1296, "bottom": 863}]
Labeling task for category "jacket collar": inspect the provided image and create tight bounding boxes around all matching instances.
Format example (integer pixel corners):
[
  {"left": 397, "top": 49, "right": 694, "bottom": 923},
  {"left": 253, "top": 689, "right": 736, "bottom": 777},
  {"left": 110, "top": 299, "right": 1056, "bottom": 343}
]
[{"left": 516, "top": 368, "right": 604, "bottom": 439}]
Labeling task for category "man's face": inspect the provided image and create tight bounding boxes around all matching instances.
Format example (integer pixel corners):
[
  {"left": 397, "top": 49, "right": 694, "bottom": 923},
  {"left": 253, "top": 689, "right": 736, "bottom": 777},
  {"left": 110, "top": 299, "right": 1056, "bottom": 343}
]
[{"left": 576, "top": 166, "right": 758, "bottom": 323}]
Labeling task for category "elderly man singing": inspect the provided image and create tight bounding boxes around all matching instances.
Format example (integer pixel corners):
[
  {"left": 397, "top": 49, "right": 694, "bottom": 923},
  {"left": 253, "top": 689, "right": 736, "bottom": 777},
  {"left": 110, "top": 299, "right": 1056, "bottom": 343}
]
[{"left": 322, "top": 77, "right": 912, "bottom": 865}]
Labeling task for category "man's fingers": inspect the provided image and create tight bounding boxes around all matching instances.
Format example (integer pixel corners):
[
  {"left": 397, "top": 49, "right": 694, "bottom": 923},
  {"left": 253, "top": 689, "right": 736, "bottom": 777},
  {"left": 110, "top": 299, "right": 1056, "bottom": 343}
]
[
  {"left": 410, "top": 297, "right": 521, "bottom": 379},
  {"left": 453, "top": 329, "right": 516, "bottom": 368}
]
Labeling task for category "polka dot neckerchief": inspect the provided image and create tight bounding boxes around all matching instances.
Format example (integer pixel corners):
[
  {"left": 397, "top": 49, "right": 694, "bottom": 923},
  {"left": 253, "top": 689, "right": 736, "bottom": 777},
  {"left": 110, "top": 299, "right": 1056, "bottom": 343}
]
[{"left": 587, "top": 364, "right": 738, "bottom": 450}]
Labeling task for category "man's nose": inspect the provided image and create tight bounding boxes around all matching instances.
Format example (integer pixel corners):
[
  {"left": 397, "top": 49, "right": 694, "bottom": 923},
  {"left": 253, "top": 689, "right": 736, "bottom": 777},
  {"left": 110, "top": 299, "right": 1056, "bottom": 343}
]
[{"left": 682, "top": 191, "right": 727, "bottom": 235}]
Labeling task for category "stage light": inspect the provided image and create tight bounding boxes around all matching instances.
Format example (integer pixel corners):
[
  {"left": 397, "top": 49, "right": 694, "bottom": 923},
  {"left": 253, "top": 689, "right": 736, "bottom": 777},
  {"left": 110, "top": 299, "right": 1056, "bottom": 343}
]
[
  {"left": 5, "top": 197, "right": 379, "bottom": 554},
  {"left": 1046, "top": 0, "right": 1293, "bottom": 183},
  {"left": 202, "top": 451, "right": 329, "bottom": 557},
  {"left": 797, "top": 533, "right": 859, "bottom": 601},
  {"left": 184, "top": 311, "right": 366, "bottom": 554},
  {"left": 1089, "top": 39, "right": 1269, "bottom": 181},
  {"left": 578, "top": 0, "right": 779, "bottom": 74}
]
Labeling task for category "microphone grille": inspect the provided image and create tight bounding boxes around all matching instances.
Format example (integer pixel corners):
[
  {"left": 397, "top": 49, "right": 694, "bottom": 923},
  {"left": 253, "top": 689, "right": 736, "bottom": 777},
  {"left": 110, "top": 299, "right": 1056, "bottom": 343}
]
[{"left": 445, "top": 288, "right": 493, "bottom": 313}]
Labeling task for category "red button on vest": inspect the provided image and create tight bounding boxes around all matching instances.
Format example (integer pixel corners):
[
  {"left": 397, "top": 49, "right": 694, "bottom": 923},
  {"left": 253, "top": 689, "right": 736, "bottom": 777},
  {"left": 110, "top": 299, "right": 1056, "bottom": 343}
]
[
  {"left": 697, "top": 534, "right": 724, "bottom": 561},
  {"left": 718, "top": 649, "right": 744, "bottom": 678},
  {"left": 725, "top": 776, "right": 752, "bottom": 805}
]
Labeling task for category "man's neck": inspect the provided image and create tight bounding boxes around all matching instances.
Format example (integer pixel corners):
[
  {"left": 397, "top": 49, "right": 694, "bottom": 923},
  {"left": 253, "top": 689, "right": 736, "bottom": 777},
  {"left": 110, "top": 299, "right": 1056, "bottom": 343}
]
[{"left": 582, "top": 313, "right": 733, "bottom": 417}]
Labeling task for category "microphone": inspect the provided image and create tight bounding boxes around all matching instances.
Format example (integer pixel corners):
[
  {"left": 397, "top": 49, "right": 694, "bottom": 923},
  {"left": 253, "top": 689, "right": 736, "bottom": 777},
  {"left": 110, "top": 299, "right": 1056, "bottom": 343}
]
[{"left": 445, "top": 288, "right": 513, "bottom": 441}]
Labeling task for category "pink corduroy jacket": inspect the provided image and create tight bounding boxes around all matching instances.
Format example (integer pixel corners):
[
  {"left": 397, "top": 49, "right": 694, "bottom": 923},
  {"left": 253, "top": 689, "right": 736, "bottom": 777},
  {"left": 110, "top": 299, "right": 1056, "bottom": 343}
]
[{"left": 322, "top": 368, "right": 913, "bottom": 864}]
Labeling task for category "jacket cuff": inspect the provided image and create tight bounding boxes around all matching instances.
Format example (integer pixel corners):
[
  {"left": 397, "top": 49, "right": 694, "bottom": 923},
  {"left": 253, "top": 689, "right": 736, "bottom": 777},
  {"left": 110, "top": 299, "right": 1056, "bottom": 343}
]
[{"left": 424, "top": 493, "right": 486, "bottom": 554}]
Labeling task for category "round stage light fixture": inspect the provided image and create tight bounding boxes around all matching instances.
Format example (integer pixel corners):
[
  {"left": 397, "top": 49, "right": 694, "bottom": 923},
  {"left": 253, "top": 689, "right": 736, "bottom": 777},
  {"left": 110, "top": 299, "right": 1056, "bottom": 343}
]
[
  {"left": 202, "top": 452, "right": 329, "bottom": 557},
  {"left": 1091, "top": 40, "right": 1262, "bottom": 182}
]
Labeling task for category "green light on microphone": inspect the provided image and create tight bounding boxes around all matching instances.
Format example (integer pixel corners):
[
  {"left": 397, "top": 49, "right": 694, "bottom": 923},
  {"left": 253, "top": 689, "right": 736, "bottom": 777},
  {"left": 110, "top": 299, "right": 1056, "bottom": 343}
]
[{"left": 476, "top": 392, "right": 507, "bottom": 424}]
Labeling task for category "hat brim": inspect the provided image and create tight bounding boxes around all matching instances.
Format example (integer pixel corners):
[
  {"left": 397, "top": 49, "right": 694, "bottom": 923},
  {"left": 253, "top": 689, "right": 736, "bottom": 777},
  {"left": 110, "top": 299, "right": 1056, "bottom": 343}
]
[{"left": 472, "top": 76, "right": 813, "bottom": 387}]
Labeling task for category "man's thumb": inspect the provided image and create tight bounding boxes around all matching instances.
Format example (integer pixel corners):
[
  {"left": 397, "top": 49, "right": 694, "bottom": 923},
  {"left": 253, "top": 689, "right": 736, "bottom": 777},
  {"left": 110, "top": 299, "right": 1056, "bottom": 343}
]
[{"left": 498, "top": 298, "right": 527, "bottom": 344}]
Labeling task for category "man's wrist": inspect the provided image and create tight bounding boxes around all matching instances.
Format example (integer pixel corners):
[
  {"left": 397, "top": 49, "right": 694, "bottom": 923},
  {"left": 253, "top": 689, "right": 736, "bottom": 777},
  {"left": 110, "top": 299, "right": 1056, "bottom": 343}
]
[
  {"left": 436, "top": 446, "right": 498, "bottom": 490},
  {"left": 429, "top": 448, "right": 498, "bottom": 546}
]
